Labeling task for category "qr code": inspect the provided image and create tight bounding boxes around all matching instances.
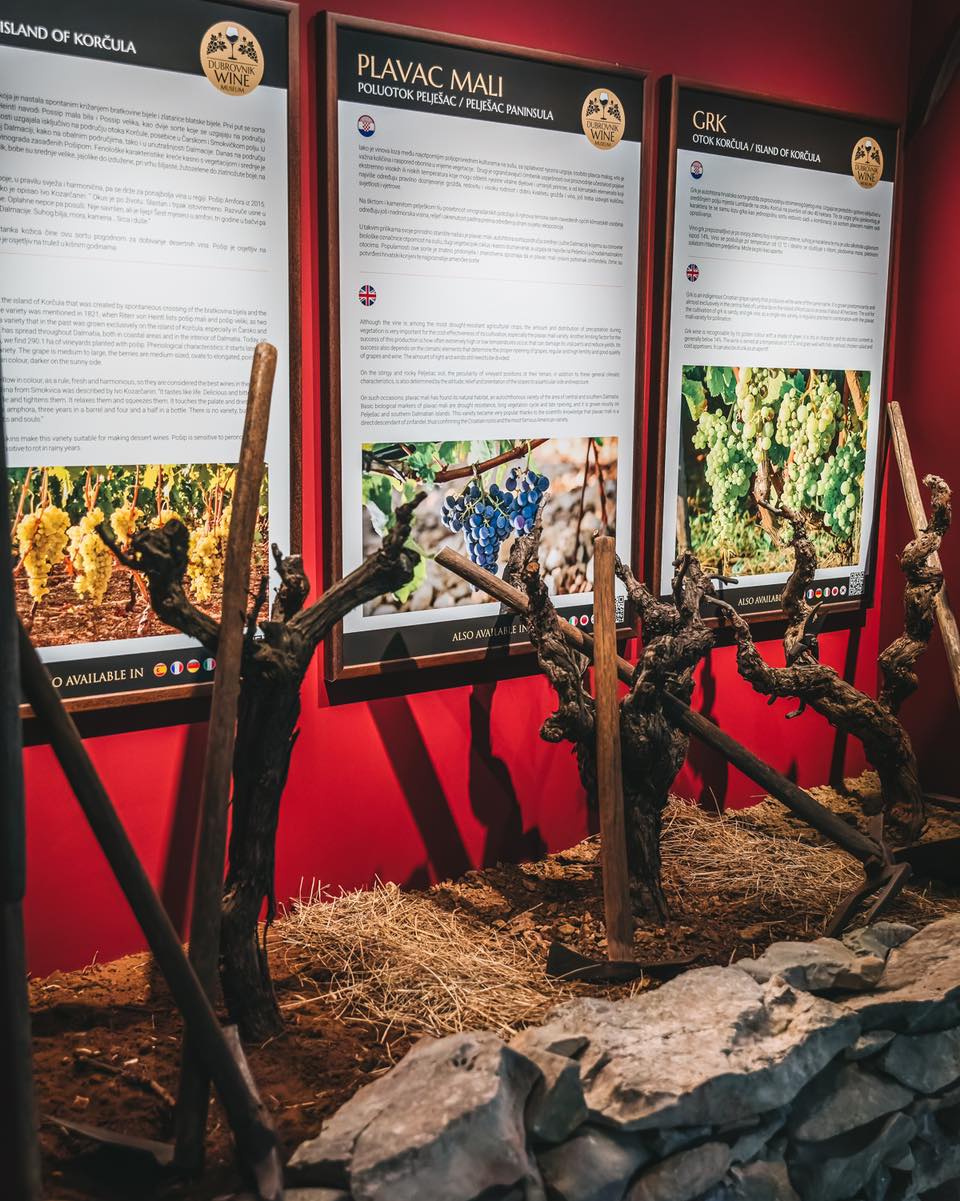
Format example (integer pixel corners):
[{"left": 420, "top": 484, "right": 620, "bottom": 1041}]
[
  {"left": 615, "top": 594, "right": 626, "bottom": 623},
  {"left": 848, "top": 571, "right": 865, "bottom": 597}
]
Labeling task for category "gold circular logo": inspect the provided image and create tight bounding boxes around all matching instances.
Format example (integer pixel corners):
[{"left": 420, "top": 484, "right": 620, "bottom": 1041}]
[
  {"left": 200, "top": 22, "right": 264, "bottom": 96},
  {"left": 581, "top": 87, "right": 625, "bottom": 150},
  {"left": 851, "top": 136, "right": 883, "bottom": 188}
]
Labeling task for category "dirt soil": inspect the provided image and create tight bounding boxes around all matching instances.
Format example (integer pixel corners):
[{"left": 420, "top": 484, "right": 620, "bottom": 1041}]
[{"left": 31, "top": 777, "right": 960, "bottom": 1201}]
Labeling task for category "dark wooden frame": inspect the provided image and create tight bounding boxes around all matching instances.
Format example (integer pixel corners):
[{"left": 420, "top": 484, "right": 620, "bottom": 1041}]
[
  {"left": 17, "top": 0, "right": 302, "bottom": 718},
  {"left": 319, "top": 12, "right": 651, "bottom": 680},
  {"left": 647, "top": 76, "right": 903, "bottom": 623}
]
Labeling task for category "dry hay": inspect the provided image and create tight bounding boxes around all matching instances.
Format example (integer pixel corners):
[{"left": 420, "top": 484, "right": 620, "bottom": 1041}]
[
  {"left": 660, "top": 797, "right": 864, "bottom": 913},
  {"left": 280, "top": 881, "right": 559, "bottom": 1041}
]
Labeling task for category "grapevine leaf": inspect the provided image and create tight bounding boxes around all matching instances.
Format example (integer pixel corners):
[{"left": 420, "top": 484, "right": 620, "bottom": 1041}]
[
  {"left": 362, "top": 473, "right": 395, "bottom": 536},
  {"left": 682, "top": 377, "right": 708, "bottom": 420}
]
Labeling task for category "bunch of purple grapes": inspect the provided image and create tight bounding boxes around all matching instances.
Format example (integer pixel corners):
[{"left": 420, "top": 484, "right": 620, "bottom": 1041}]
[{"left": 440, "top": 466, "right": 550, "bottom": 575}]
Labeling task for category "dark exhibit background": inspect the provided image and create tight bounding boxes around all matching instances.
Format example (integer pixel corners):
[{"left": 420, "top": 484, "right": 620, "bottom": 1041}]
[{"left": 19, "top": 0, "right": 957, "bottom": 975}]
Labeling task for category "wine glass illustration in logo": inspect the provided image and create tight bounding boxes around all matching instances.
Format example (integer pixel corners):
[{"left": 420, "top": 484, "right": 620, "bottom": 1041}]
[
  {"left": 225, "top": 25, "right": 240, "bottom": 58},
  {"left": 598, "top": 91, "right": 609, "bottom": 120}
]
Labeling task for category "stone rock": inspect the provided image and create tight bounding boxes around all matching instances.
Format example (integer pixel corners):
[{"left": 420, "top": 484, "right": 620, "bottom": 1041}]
[
  {"left": 841, "top": 922, "right": 917, "bottom": 961},
  {"left": 703, "top": 1160, "right": 800, "bottom": 1201},
  {"left": 286, "top": 1192, "right": 352, "bottom": 1201},
  {"left": 879, "top": 1025, "right": 960, "bottom": 1093},
  {"left": 862, "top": 1164, "right": 891, "bottom": 1201},
  {"left": 287, "top": 1031, "right": 540, "bottom": 1201},
  {"left": 737, "top": 938, "right": 885, "bottom": 992},
  {"left": 906, "top": 1130, "right": 960, "bottom": 1195},
  {"left": 536, "top": 1123, "right": 651, "bottom": 1201},
  {"left": 838, "top": 914, "right": 960, "bottom": 1033},
  {"left": 788, "top": 1061, "right": 914, "bottom": 1141},
  {"left": 648, "top": 1125, "right": 712, "bottom": 1159},
  {"left": 789, "top": 1112, "right": 915, "bottom": 1201},
  {"left": 627, "top": 1142, "right": 731, "bottom": 1201},
  {"left": 524, "top": 1047, "right": 588, "bottom": 1144},
  {"left": 726, "top": 1111, "right": 787, "bottom": 1165},
  {"left": 513, "top": 967, "right": 858, "bottom": 1131},
  {"left": 844, "top": 1030, "right": 895, "bottom": 1060}
]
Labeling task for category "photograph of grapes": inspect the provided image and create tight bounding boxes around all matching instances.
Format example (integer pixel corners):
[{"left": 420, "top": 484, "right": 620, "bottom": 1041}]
[
  {"left": 7, "top": 463, "right": 268, "bottom": 646},
  {"left": 360, "top": 436, "right": 617, "bottom": 615},
  {"left": 677, "top": 365, "right": 868, "bottom": 576}
]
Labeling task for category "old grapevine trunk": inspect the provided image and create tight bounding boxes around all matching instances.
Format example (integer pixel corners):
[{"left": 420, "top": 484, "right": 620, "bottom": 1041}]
[{"left": 101, "top": 498, "right": 422, "bottom": 1041}]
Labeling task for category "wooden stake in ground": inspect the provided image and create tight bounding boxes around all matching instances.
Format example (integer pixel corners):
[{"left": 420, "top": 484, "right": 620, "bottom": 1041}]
[
  {"left": 0, "top": 377, "right": 42, "bottom": 1201},
  {"left": 888, "top": 400, "right": 960, "bottom": 712},
  {"left": 175, "top": 342, "right": 276, "bottom": 1175},
  {"left": 17, "top": 622, "right": 282, "bottom": 1200},
  {"left": 592, "top": 537, "right": 633, "bottom": 961}
]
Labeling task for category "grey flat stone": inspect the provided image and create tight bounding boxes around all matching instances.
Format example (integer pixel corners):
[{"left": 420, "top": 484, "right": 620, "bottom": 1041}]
[
  {"left": 790, "top": 1112, "right": 915, "bottom": 1201},
  {"left": 844, "top": 1030, "right": 895, "bottom": 1060},
  {"left": 726, "top": 1160, "right": 799, "bottom": 1201},
  {"left": 862, "top": 1164, "right": 891, "bottom": 1201},
  {"left": 524, "top": 1046, "right": 588, "bottom": 1144},
  {"left": 648, "top": 1125, "right": 711, "bottom": 1159},
  {"left": 727, "top": 1111, "right": 787, "bottom": 1165},
  {"left": 288, "top": 1031, "right": 540, "bottom": 1201},
  {"left": 838, "top": 914, "right": 960, "bottom": 1033},
  {"left": 842, "top": 923, "right": 917, "bottom": 961},
  {"left": 737, "top": 938, "right": 885, "bottom": 992},
  {"left": 514, "top": 967, "right": 858, "bottom": 1131},
  {"left": 907, "top": 1130, "right": 960, "bottom": 1195},
  {"left": 880, "top": 1025, "right": 960, "bottom": 1093},
  {"left": 627, "top": 1141, "right": 731, "bottom": 1201},
  {"left": 789, "top": 1061, "right": 914, "bottom": 1141},
  {"left": 536, "top": 1123, "right": 651, "bottom": 1201}
]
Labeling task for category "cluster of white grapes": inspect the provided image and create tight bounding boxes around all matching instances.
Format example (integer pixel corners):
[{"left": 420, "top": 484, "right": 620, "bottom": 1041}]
[
  {"left": 187, "top": 507, "right": 231, "bottom": 603},
  {"left": 68, "top": 508, "right": 114, "bottom": 605},
  {"left": 692, "top": 367, "right": 866, "bottom": 553},
  {"left": 16, "top": 507, "right": 70, "bottom": 602}
]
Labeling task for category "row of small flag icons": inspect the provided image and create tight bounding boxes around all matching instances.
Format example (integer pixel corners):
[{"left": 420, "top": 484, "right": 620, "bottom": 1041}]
[
  {"left": 806, "top": 585, "right": 847, "bottom": 600},
  {"left": 153, "top": 657, "right": 216, "bottom": 679},
  {"left": 566, "top": 613, "right": 593, "bottom": 627}
]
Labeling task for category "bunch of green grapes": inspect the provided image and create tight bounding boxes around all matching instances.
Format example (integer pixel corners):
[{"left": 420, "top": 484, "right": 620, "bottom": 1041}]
[
  {"left": 779, "top": 372, "right": 842, "bottom": 512},
  {"left": 16, "top": 506, "right": 70, "bottom": 601},
  {"left": 692, "top": 407, "right": 755, "bottom": 547},
  {"left": 817, "top": 439, "right": 865, "bottom": 538},
  {"left": 109, "top": 502, "right": 143, "bottom": 549},
  {"left": 735, "top": 367, "right": 784, "bottom": 467},
  {"left": 187, "top": 507, "right": 231, "bottom": 603},
  {"left": 68, "top": 508, "right": 114, "bottom": 604}
]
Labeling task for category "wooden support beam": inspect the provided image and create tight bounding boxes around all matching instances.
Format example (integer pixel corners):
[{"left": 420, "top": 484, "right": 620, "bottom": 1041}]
[
  {"left": 435, "top": 547, "right": 884, "bottom": 869},
  {"left": 17, "top": 624, "right": 281, "bottom": 1199},
  {"left": 175, "top": 342, "right": 276, "bottom": 1174},
  {"left": 592, "top": 537, "right": 634, "bottom": 961},
  {"left": 0, "top": 376, "right": 41, "bottom": 1200},
  {"left": 887, "top": 400, "right": 960, "bottom": 712}
]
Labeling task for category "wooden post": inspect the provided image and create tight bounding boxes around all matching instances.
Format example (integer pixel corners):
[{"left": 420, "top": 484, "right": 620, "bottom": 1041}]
[
  {"left": 887, "top": 401, "right": 960, "bottom": 712},
  {"left": 175, "top": 342, "right": 276, "bottom": 1174},
  {"left": 0, "top": 381, "right": 42, "bottom": 1200},
  {"left": 592, "top": 537, "right": 634, "bottom": 960},
  {"left": 435, "top": 547, "right": 884, "bottom": 869},
  {"left": 17, "top": 622, "right": 281, "bottom": 1197}
]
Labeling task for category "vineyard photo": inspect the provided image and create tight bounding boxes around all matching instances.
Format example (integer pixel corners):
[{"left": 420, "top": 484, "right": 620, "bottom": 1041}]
[
  {"left": 677, "top": 365, "right": 870, "bottom": 576},
  {"left": 7, "top": 463, "right": 269, "bottom": 648},
  {"left": 361, "top": 437, "right": 618, "bottom": 616}
]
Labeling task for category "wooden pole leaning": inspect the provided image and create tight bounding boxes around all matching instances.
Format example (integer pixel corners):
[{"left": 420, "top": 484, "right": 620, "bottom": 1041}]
[
  {"left": 591, "top": 537, "right": 634, "bottom": 961},
  {"left": 0, "top": 378, "right": 42, "bottom": 1201},
  {"left": 17, "top": 624, "right": 282, "bottom": 1199},
  {"left": 887, "top": 400, "right": 960, "bottom": 713},
  {"left": 435, "top": 546, "right": 885, "bottom": 870},
  {"left": 175, "top": 342, "right": 277, "bottom": 1174}
]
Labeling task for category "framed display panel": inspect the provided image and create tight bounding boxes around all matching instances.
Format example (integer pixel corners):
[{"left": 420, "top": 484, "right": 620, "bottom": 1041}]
[
  {"left": 0, "top": 0, "right": 301, "bottom": 713},
  {"left": 650, "top": 79, "right": 900, "bottom": 619},
  {"left": 319, "top": 14, "right": 648, "bottom": 680}
]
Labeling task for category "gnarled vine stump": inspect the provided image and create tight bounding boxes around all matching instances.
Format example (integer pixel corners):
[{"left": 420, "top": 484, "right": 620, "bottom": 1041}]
[
  {"left": 506, "top": 526, "right": 718, "bottom": 916},
  {"left": 101, "top": 498, "right": 422, "bottom": 1040},
  {"left": 708, "top": 478, "right": 951, "bottom": 843}
]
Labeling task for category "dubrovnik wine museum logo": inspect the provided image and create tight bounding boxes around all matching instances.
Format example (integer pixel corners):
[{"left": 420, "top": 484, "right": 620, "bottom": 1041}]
[
  {"left": 581, "top": 87, "right": 625, "bottom": 150},
  {"left": 200, "top": 22, "right": 264, "bottom": 96},
  {"left": 851, "top": 136, "right": 883, "bottom": 189}
]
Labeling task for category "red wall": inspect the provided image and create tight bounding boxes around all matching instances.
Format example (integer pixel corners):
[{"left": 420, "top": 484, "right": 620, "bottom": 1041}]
[
  {"left": 22, "top": 0, "right": 916, "bottom": 976},
  {"left": 877, "top": 0, "right": 960, "bottom": 793}
]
